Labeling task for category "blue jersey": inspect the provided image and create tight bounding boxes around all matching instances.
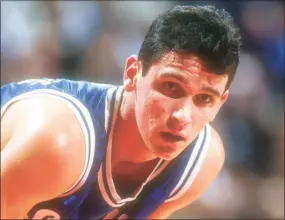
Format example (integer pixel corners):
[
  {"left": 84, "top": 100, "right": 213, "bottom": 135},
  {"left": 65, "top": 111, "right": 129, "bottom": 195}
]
[{"left": 1, "top": 78, "right": 211, "bottom": 219}]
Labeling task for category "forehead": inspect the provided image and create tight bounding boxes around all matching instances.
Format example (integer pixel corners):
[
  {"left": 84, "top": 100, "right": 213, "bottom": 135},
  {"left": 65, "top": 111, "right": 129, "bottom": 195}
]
[
  {"left": 158, "top": 52, "right": 202, "bottom": 70},
  {"left": 151, "top": 52, "right": 228, "bottom": 86}
]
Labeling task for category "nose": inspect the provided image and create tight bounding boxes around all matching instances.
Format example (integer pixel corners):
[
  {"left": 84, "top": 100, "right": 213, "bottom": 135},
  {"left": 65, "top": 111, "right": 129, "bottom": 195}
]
[{"left": 168, "top": 103, "right": 192, "bottom": 131}]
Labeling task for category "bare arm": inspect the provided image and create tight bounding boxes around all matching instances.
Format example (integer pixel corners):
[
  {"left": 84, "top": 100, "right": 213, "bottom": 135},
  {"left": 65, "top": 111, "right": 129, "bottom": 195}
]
[
  {"left": 1, "top": 97, "right": 85, "bottom": 219},
  {"left": 148, "top": 126, "right": 225, "bottom": 219}
]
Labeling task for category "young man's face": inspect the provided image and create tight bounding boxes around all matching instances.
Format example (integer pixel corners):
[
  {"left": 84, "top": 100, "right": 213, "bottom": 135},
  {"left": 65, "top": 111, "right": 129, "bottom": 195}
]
[{"left": 125, "top": 52, "right": 229, "bottom": 160}]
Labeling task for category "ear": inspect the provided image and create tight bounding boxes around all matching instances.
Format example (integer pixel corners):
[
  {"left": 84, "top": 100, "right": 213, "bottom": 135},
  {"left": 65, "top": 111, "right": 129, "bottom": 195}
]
[
  {"left": 209, "top": 90, "right": 229, "bottom": 122},
  {"left": 220, "top": 90, "right": 229, "bottom": 105},
  {"left": 123, "top": 55, "right": 139, "bottom": 92}
]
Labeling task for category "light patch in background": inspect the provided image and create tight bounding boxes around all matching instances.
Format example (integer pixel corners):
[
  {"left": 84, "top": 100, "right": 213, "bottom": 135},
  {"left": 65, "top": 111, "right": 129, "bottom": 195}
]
[
  {"left": 199, "top": 169, "right": 245, "bottom": 211},
  {"left": 1, "top": 2, "right": 52, "bottom": 59}
]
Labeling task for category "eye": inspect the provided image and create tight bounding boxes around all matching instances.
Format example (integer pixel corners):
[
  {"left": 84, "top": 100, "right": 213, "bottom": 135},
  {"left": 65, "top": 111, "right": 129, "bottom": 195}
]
[
  {"left": 160, "top": 81, "right": 185, "bottom": 98},
  {"left": 194, "top": 94, "right": 213, "bottom": 105},
  {"left": 163, "top": 82, "right": 179, "bottom": 91}
]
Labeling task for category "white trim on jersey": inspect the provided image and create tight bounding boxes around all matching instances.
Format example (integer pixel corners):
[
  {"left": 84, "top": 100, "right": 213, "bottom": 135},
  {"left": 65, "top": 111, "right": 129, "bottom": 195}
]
[
  {"left": 166, "top": 128, "right": 205, "bottom": 198},
  {"left": 98, "top": 86, "right": 123, "bottom": 207},
  {"left": 98, "top": 87, "right": 169, "bottom": 207},
  {"left": 98, "top": 86, "right": 124, "bottom": 207},
  {"left": 148, "top": 160, "right": 171, "bottom": 182},
  {"left": 105, "top": 87, "right": 124, "bottom": 203},
  {"left": 166, "top": 124, "right": 211, "bottom": 201},
  {"left": 1, "top": 89, "right": 96, "bottom": 197},
  {"left": 104, "top": 87, "right": 117, "bottom": 134}
]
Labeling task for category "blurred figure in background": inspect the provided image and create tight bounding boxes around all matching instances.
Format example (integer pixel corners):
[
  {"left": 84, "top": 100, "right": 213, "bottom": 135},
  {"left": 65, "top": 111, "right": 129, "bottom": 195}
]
[
  {"left": 1, "top": 1, "right": 61, "bottom": 82},
  {"left": 1, "top": 1, "right": 284, "bottom": 219}
]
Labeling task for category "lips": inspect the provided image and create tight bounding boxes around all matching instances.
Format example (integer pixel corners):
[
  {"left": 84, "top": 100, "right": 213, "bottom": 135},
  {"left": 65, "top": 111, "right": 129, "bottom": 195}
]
[{"left": 160, "top": 132, "right": 185, "bottom": 142}]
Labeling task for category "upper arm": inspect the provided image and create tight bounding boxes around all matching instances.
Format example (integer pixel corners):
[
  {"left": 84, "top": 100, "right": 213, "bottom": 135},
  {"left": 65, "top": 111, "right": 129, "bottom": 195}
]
[
  {"left": 1, "top": 97, "right": 86, "bottom": 219},
  {"left": 148, "top": 126, "right": 225, "bottom": 219}
]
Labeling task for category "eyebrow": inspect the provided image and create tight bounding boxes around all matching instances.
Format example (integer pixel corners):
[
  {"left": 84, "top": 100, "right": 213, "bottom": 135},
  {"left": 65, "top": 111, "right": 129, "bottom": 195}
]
[
  {"left": 160, "top": 72, "right": 222, "bottom": 97},
  {"left": 200, "top": 86, "right": 222, "bottom": 97},
  {"left": 160, "top": 72, "right": 189, "bottom": 85}
]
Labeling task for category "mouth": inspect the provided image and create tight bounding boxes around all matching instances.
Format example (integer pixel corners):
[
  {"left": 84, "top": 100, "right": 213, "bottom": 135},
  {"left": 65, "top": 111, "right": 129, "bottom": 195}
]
[{"left": 160, "top": 132, "right": 185, "bottom": 143}]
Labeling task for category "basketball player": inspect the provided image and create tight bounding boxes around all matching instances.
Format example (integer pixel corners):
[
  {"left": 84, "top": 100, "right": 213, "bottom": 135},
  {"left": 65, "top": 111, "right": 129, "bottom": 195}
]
[{"left": 1, "top": 5, "right": 241, "bottom": 219}]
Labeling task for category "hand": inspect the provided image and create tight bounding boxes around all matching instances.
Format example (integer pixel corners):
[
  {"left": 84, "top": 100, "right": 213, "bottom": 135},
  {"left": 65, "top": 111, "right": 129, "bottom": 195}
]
[{"left": 102, "top": 208, "right": 128, "bottom": 219}]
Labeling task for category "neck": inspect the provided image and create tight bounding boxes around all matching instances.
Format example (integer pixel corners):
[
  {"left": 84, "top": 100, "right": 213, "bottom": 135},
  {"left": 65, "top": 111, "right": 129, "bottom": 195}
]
[{"left": 112, "top": 91, "right": 157, "bottom": 166}]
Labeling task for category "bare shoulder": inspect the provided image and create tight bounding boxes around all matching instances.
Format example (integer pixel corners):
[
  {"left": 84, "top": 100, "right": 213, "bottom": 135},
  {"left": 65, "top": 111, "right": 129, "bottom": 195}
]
[
  {"left": 1, "top": 96, "right": 86, "bottom": 158},
  {"left": 1, "top": 97, "right": 86, "bottom": 218},
  {"left": 147, "top": 125, "right": 225, "bottom": 219},
  {"left": 207, "top": 125, "right": 225, "bottom": 166}
]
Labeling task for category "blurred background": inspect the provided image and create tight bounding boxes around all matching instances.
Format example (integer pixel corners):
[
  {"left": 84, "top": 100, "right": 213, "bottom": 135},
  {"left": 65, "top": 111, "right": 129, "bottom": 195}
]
[{"left": 1, "top": 1, "right": 284, "bottom": 219}]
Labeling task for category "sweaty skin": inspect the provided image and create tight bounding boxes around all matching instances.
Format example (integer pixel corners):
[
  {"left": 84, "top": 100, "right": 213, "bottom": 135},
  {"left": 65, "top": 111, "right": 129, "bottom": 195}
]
[
  {"left": 1, "top": 52, "right": 228, "bottom": 219},
  {"left": 1, "top": 97, "right": 86, "bottom": 219},
  {"left": 112, "top": 52, "right": 228, "bottom": 162}
]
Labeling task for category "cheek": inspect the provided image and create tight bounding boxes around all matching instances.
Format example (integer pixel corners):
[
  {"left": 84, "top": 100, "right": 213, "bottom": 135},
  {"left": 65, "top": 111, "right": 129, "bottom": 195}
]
[
  {"left": 139, "top": 91, "right": 170, "bottom": 125},
  {"left": 145, "top": 92, "right": 167, "bottom": 121}
]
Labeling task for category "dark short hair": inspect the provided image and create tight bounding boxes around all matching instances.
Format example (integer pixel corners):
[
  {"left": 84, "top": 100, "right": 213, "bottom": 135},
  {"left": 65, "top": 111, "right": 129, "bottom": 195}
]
[{"left": 138, "top": 5, "right": 242, "bottom": 90}]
